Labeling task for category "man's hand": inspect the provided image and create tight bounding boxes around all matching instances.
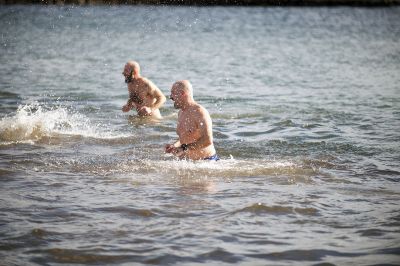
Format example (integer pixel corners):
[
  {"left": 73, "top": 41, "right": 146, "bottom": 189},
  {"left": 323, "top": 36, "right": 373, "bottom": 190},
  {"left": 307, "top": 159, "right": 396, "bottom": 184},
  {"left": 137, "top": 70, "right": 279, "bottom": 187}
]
[
  {"left": 165, "top": 144, "right": 185, "bottom": 158},
  {"left": 137, "top": 106, "right": 152, "bottom": 116},
  {"left": 165, "top": 144, "right": 175, "bottom": 153},
  {"left": 122, "top": 104, "right": 131, "bottom": 112}
]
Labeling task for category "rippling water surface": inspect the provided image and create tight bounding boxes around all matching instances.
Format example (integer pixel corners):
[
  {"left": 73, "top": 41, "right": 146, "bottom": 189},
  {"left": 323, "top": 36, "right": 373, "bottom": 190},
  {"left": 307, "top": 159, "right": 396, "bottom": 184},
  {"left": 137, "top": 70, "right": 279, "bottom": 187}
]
[{"left": 1, "top": 5, "right": 400, "bottom": 265}]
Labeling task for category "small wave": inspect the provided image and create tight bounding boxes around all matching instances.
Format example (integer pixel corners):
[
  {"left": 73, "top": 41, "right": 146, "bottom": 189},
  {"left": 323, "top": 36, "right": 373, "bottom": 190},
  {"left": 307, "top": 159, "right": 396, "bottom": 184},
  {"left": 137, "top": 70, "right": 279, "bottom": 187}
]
[
  {"left": 96, "top": 206, "right": 156, "bottom": 218},
  {"left": 355, "top": 229, "right": 386, "bottom": 237},
  {"left": 30, "top": 228, "right": 62, "bottom": 239},
  {"left": 0, "top": 168, "right": 16, "bottom": 176},
  {"left": 33, "top": 248, "right": 131, "bottom": 264},
  {"left": 0, "top": 103, "right": 128, "bottom": 144},
  {"left": 198, "top": 247, "right": 242, "bottom": 263},
  {"left": 246, "top": 249, "right": 363, "bottom": 261},
  {"left": 0, "top": 91, "right": 19, "bottom": 98},
  {"left": 1, "top": 228, "right": 68, "bottom": 252},
  {"left": 212, "top": 112, "right": 262, "bottom": 120},
  {"left": 232, "top": 203, "right": 319, "bottom": 216}
]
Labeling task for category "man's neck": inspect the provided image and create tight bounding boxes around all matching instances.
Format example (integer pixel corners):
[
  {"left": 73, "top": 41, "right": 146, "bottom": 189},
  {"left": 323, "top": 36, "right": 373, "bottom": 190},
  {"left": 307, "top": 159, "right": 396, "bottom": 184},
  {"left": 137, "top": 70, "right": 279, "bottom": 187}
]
[
  {"left": 126, "top": 74, "right": 139, "bottom": 84},
  {"left": 132, "top": 74, "right": 141, "bottom": 81},
  {"left": 181, "top": 100, "right": 196, "bottom": 111}
]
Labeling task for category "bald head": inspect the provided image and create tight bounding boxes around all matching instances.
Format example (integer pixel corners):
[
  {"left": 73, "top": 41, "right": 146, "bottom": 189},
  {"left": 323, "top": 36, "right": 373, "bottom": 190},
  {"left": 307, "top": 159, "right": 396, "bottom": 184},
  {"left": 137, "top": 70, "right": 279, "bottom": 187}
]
[
  {"left": 123, "top": 61, "right": 141, "bottom": 83},
  {"left": 170, "top": 80, "right": 194, "bottom": 109},
  {"left": 172, "top": 80, "right": 193, "bottom": 97},
  {"left": 126, "top": 61, "right": 140, "bottom": 76}
]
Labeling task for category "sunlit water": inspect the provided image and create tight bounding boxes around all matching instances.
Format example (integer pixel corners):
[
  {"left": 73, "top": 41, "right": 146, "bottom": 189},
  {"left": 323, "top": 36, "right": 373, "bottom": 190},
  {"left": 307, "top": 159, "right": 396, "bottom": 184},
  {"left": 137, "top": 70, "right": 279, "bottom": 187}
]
[{"left": 1, "top": 5, "right": 400, "bottom": 265}]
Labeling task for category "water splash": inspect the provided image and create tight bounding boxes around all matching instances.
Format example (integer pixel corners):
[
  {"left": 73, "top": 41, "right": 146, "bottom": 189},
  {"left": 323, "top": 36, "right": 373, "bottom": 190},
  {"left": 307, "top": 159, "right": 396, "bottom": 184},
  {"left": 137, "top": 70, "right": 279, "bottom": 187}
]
[
  {"left": 44, "top": 154, "right": 319, "bottom": 183},
  {"left": 0, "top": 102, "right": 126, "bottom": 144}
]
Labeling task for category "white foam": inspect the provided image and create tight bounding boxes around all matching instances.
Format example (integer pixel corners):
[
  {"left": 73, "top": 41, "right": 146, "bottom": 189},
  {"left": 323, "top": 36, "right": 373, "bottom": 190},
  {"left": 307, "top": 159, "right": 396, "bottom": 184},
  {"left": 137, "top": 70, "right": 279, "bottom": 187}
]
[{"left": 135, "top": 156, "right": 303, "bottom": 178}]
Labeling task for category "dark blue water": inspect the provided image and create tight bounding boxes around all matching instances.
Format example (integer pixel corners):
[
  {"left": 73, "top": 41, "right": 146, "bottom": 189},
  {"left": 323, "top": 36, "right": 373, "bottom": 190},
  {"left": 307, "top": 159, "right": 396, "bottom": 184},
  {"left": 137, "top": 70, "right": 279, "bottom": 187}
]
[{"left": 1, "top": 5, "right": 400, "bottom": 265}]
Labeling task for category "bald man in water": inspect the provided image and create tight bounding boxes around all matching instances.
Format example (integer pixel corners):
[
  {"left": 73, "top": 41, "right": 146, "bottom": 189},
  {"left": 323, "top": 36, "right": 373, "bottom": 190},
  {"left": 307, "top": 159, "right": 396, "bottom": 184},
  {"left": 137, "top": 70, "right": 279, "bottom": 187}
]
[
  {"left": 165, "top": 80, "right": 219, "bottom": 161},
  {"left": 122, "top": 61, "right": 166, "bottom": 119}
]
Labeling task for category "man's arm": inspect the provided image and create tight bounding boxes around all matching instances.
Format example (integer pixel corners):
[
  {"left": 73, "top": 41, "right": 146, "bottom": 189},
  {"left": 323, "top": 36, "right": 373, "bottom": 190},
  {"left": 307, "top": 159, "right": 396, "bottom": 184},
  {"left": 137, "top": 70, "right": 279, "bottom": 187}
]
[
  {"left": 137, "top": 80, "right": 166, "bottom": 116},
  {"left": 149, "top": 82, "right": 166, "bottom": 110},
  {"left": 122, "top": 98, "right": 136, "bottom": 112}
]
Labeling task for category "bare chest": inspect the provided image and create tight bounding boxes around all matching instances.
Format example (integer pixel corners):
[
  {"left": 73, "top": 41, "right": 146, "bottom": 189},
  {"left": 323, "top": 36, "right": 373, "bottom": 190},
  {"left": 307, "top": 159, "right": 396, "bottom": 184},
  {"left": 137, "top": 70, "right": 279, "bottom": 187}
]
[
  {"left": 128, "top": 82, "right": 149, "bottom": 104},
  {"left": 177, "top": 112, "right": 198, "bottom": 139}
]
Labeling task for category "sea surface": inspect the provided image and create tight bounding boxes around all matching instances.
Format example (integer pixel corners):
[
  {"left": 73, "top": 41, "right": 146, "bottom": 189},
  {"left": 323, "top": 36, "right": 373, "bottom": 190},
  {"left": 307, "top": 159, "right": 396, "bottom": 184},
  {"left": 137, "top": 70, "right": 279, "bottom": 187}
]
[{"left": 1, "top": 5, "right": 400, "bottom": 265}]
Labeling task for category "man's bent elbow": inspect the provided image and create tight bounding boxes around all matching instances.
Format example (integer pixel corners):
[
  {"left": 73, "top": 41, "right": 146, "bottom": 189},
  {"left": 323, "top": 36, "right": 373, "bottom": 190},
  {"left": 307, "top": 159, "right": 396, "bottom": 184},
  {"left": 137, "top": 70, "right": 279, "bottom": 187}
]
[
  {"left": 160, "top": 95, "right": 166, "bottom": 106},
  {"left": 155, "top": 95, "right": 166, "bottom": 109}
]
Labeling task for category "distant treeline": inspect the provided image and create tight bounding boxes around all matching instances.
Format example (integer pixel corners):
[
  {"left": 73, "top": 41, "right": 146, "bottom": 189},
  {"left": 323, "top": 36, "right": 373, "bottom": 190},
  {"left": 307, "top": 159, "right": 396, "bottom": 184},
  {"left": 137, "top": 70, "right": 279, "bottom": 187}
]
[{"left": 1, "top": 0, "right": 399, "bottom": 5}]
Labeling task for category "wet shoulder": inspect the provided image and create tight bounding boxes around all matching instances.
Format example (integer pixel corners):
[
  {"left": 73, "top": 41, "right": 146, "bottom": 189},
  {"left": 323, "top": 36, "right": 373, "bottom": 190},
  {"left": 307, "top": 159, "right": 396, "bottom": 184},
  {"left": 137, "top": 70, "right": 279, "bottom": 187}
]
[
  {"left": 142, "top": 77, "right": 154, "bottom": 86},
  {"left": 189, "top": 104, "right": 202, "bottom": 113},
  {"left": 189, "top": 104, "right": 209, "bottom": 121},
  {"left": 143, "top": 77, "right": 157, "bottom": 90},
  {"left": 194, "top": 104, "right": 209, "bottom": 116}
]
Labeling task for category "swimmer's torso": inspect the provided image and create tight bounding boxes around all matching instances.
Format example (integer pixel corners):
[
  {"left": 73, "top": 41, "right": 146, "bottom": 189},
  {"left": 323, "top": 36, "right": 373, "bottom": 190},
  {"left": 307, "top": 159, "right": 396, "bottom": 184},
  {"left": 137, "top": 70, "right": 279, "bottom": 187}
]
[
  {"left": 128, "top": 77, "right": 157, "bottom": 110},
  {"left": 177, "top": 105, "right": 216, "bottom": 160}
]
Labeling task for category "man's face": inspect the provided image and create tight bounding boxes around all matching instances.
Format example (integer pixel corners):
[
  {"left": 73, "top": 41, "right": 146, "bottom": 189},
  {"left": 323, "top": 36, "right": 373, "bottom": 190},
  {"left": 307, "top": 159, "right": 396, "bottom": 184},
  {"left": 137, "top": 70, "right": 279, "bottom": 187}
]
[
  {"left": 122, "top": 65, "right": 133, "bottom": 83},
  {"left": 170, "top": 87, "right": 182, "bottom": 109}
]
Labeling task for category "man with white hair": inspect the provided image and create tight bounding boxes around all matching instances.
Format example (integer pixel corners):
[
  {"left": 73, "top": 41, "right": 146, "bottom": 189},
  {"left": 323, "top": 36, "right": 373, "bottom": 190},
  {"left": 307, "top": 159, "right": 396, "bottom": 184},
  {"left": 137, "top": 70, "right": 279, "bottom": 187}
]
[
  {"left": 165, "top": 80, "right": 219, "bottom": 161},
  {"left": 122, "top": 61, "right": 166, "bottom": 119}
]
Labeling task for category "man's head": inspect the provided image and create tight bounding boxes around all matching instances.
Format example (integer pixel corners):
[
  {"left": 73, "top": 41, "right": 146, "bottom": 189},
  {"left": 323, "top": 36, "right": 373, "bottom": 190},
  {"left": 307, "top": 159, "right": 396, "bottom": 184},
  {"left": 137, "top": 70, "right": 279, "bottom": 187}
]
[
  {"left": 123, "top": 61, "right": 140, "bottom": 83},
  {"left": 170, "top": 80, "right": 193, "bottom": 109}
]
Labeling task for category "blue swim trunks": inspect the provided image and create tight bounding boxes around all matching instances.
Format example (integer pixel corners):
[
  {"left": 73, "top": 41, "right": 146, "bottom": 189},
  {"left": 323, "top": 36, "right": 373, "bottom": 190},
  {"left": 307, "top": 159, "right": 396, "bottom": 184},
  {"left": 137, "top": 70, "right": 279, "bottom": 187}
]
[{"left": 204, "top": 154, "right": 220, "bottom": 161}]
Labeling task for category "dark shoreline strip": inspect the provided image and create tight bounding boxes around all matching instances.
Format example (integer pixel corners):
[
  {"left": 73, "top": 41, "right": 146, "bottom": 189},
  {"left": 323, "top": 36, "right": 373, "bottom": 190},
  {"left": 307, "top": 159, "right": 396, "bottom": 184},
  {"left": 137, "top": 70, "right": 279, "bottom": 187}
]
[{"left": 1, "top": 0, "right": 399, "bottom": 6}]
